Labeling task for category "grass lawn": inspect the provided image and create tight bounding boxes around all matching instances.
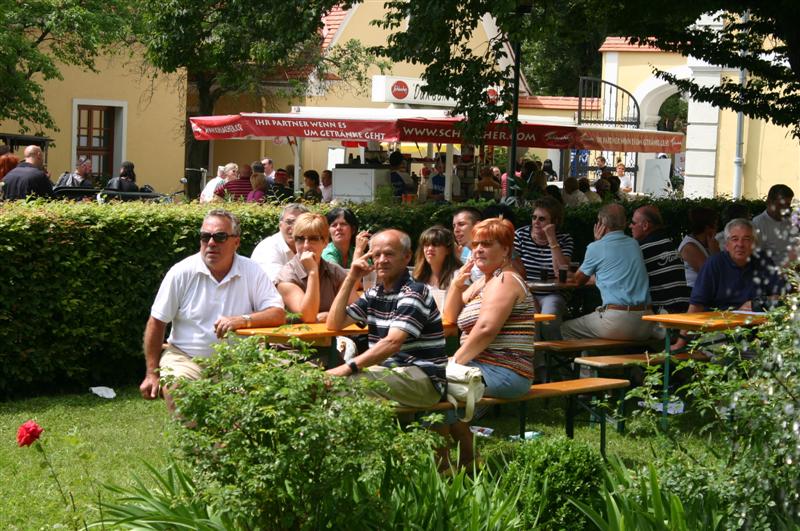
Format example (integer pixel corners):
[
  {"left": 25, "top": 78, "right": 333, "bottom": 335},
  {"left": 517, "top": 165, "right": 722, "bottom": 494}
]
[
  {"left": 0, "top": 387, "right": 172, "bottom": 529},
  {"left": 0, "top": 385, "right": 712, "bottom": 529}
]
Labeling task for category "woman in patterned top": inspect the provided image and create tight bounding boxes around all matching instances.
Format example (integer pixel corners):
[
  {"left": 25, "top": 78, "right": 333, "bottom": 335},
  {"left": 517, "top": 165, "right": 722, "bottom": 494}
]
[
  {"left": 514, "top": 196, "right": 574, "bottom": 342},
  {"left": 439, "top": 218, "right": 536, "bottom": 468}
]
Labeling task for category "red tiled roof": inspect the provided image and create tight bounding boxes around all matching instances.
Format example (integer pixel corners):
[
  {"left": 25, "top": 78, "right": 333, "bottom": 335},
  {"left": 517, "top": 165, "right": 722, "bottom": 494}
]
[
  {"left": 519, "top": 96, "right": 600, "bottom": 111},
  {"left": 599, "top": 37, "right": 662, "bottom": 53},
  {"left": 322, "top": 5, "right": 349, "bottom": 50}
]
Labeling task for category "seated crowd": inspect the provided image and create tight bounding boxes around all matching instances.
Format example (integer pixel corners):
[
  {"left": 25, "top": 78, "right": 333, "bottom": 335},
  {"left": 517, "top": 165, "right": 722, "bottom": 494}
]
[{"left": 137, "top": 182, "right": 795, "bottom": 468}]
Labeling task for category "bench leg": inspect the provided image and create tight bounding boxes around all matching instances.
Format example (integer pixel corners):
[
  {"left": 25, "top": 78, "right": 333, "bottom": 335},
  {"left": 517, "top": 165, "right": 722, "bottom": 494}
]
[
  {"left": 566, "top": 396, "right": 575, "bottom": 439},
  {"left": 518, "top": 401, "right": 528, "bottom": 438},
  {"left": 600, "top": 409, "right": 607, "bottom": 458}
]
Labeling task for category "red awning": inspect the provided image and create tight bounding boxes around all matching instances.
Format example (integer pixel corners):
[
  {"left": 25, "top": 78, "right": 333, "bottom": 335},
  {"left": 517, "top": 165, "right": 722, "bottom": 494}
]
[{"left": 189, "top": 113, "right": 683, "bottom": 153}]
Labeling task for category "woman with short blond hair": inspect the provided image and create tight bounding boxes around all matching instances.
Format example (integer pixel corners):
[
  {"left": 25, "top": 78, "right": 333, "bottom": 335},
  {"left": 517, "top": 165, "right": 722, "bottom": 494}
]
[{"left": 275, "top": 213, "right": 358, "bottom": 323}]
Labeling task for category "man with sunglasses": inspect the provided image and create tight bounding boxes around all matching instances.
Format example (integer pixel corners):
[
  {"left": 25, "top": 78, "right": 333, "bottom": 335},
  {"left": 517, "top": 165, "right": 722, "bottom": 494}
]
[{"left": 140, "top": 209, "right": 285, "bottom": 411}]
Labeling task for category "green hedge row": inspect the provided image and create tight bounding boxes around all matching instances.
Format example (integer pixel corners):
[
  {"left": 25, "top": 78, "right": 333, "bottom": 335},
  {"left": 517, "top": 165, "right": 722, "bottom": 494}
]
[{"left": 0, "top": 196, "right": 765, "bottom": 397}]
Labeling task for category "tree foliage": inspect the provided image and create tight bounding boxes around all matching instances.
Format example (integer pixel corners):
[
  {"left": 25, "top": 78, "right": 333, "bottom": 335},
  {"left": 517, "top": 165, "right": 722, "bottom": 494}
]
[
  {"left": 376, "top": 0, "right": 800, "bottom": 141},
  {"left": 138, "top": 0, "right": 388, "bottom": 167},
  {"left": 0, "top": 0, "right": 132, "bottom": 133},
  {"left": 616, "top": 0, "right": 800, "bottom": 139}
]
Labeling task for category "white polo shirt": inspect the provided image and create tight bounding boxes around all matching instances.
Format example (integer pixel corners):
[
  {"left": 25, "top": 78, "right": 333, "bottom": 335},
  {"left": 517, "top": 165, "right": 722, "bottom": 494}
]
[
  {"left": 251, "top": 231, "right": 295, "bottom": 282},
  {"left": 151, "top": 253, "right": 284, "bottom": 358}
]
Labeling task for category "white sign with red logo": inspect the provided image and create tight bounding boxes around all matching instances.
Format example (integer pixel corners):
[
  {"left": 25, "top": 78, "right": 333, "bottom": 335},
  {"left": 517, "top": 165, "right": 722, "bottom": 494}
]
[{"left": 371, "top": 75, "right": 457, "bottom": 107}]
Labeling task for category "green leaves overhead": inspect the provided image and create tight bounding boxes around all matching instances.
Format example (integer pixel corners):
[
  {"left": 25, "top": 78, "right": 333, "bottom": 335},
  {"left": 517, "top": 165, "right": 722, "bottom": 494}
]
[{"left": 0, "top": 0, "right": 134, "bottom": 132}]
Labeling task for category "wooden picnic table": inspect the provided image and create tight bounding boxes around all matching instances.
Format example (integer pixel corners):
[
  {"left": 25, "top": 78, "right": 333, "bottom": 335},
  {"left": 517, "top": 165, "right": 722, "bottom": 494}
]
[{"left": 641, "top": 310, "right": 766, "bottom": 428}]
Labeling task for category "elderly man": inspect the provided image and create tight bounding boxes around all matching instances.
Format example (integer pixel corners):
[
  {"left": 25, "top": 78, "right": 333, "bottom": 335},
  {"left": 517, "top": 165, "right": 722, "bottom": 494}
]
[
  {"left": 215, "top": 163, "right": 252, "bottom": 200},
  {"left": 752, "top": 184, "right": 796, "bottom": 266},
  {"left": 56, "top": 155, "right": 93, "bottom": 188},
  {"left": 689, "top": 218, "right": 785, "bottom": 313},
  {"left": 630, "top": 205, "right": 690, "bottom": 313},
  {"left": 251, "top": 203, "right": 309, "bottom": 280},
  {"left": 3, "top": 145, "right": 52, "bottom": 200},
  {"left": 562, "top": 204, "right": 655, "bottom": 341},
  {"left": 140, "top": 209, "right": 285, "bottom": 411},
  {"left": 325, "top": 229, "right": 446, "bottom": 408}
]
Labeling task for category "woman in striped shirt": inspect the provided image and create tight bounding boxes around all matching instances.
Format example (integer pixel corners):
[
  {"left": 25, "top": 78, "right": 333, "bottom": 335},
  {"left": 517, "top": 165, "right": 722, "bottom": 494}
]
[
  {"left": 439, "top": 218, "right": 536, "bottom": 468},
  {"left": 514, "top": 197, "right": 574, "bottom": 341}
]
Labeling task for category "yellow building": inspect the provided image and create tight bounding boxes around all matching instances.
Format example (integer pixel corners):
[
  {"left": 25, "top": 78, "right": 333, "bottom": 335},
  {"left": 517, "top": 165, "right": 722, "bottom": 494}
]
[
  {"left": 600, "top": 30, "right": 800, "bottom": 199},
  {"left": 2, "top": 50, "right": 186, "bottom": 194}
]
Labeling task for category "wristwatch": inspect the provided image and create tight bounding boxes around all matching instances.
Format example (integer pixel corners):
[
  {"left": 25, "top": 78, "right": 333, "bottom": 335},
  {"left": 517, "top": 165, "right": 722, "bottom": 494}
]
[
  {"left": 241, "top": 314, "right": 252, "bottom": 327},
  {"left": 347, "top": 361, "right": 359, "bottom": 374}
]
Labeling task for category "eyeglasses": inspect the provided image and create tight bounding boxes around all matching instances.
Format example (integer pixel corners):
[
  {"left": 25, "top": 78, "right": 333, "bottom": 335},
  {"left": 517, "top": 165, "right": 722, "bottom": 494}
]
[
  {"left": 532, "top": 216, "right": 549, "bottom": 222},
  {"left": 472, "top": 240, "right": 496, "bottom": 248},
  {"left": 294, "top": 235, "right": 324, "bottom": 243},
  {"left": 200, "top": 231, "right": 236, "bottom": 243}
]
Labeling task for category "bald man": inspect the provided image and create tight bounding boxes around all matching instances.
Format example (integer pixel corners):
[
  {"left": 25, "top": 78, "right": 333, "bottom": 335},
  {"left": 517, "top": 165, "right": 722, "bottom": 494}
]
[
  {"left": 3, "top": 145, "right": 52, "bottom": 200},
  {"left": 561, "top": 204, "right": 655, "bottom": 341},
  {"left": 325, "top": 229, "right": 446, "bottom": 409}
]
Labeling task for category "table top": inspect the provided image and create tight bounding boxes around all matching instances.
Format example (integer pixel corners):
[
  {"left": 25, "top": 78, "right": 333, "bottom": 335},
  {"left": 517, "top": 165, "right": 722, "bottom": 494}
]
[
  {"left": 527, "top": 280, "right": 580, "bottom": 292},
  {"left": 642, "top": 311, "right": 767, "bottom": 331},
  {"left": 237, "top": 314, "right": 555, "bottom": 340}
]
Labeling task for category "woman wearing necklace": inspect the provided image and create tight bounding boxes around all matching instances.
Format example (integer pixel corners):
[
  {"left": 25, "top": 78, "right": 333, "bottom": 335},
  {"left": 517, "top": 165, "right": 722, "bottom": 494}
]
[
  {"left": 438, "top": 218, "right": 536, "bottom": 468},
  {"left": 513, "top": 197, "right": 573, "bottom": 342}
]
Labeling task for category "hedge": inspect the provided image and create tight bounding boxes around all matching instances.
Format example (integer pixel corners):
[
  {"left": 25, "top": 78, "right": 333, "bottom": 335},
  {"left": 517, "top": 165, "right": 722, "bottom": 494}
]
[{"left": 0, "top": 196, "right": 765, "bottom": 397}]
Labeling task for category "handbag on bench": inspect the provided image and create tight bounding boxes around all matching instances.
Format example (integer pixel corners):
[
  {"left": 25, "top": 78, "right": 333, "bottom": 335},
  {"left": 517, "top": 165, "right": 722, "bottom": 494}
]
[{"left": 445, "top": 362, "right": 485, "bottom": 422}]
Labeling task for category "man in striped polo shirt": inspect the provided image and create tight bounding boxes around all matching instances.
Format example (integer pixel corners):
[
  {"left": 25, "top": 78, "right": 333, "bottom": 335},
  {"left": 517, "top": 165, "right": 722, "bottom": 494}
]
[
  {"left": 630, "top": 205, "right": 690, "bottom": 313},
  {"left": 215, "top": 163, "right": 253, "bottom": 200},
  {"left": 326, "top": 229, "right": 446, "bottom": 408}
]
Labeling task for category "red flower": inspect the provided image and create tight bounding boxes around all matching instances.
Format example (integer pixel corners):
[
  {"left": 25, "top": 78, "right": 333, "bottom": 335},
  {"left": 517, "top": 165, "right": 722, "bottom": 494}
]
[{"left": 17, "top": 420, "right": 43, "bottom": 447}]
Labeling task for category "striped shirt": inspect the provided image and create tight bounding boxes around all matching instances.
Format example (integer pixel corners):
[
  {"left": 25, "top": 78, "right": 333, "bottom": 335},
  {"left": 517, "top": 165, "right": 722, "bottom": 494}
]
[
  {"left": 346, "top": 270, "right": 446, "bottom": 397},
  {"left": 514, "top": 226, "right": 574, "bottom": 288},
  {"left": 638, "top": 230, "right": 690, "bottom": 313},
  {"left": 215, "top": 177, "right": 252, "bottom": 200},
  {"left": 457, "top": 272, "right": 537, "bottom": 379}
]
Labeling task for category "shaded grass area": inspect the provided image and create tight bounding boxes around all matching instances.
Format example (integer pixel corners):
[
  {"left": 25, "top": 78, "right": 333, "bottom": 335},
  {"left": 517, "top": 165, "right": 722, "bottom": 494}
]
[
  {"left": 0, "top": 387, "right": 171, "bottom": 529},
  {"left": 0, "top": 386, "right": 713, "bottom": 529}
]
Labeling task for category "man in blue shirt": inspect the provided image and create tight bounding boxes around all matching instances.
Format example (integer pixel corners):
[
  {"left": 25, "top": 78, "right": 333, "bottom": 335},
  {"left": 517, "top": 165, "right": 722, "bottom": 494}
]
[
  {"left": 689, "top": 219, "right": 785, "bottom": 312},
  {"left": 561, "top": 203, "right": 656, "bottom": 341},
  {"left": 429, "top": 160, "right": 446, "bottom": 202}
]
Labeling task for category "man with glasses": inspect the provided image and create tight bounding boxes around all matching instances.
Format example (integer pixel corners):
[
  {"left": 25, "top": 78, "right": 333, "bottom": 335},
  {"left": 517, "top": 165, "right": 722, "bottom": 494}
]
[
  {"left": 140, "top": 209, "right": 285, "bottom": 411},
  {"left": 275, "top": 213, "right": 358, "bottom": 323},
  {"left": 251, "top": 203, "right": 309, "bottom": 281},
  {"left": 688, "top": 219, "right": 785, "bottom": 313}
]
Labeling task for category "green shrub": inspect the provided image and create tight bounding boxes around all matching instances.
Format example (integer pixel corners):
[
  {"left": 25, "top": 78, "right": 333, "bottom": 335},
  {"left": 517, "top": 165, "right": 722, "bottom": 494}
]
[
  {"left": 571, "top": 455, "right": 726, "bottom": 530},
  {"left": 169, "top": 336, "right": 438, "bottom": 529},
  {"left": 0, "top": 196, "right": 764, "bottom": 396},
  {"left": 502, "top": 436, "right": 604, "bottom": 530}
]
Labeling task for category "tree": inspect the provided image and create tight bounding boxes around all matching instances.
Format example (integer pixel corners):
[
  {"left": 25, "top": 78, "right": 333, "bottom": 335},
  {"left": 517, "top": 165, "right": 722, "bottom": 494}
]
[
  {"left": 520, "top": 2, "right": 611, "bottom": 96},
  {"left": 138, "top": 0, "right": 387, "bottom": 168},
  {"left": 376, "top": 0, "right": 800, "bottom": 141},
  {"left": 0, "top": 0, "right": 132, "bottom": 133}
]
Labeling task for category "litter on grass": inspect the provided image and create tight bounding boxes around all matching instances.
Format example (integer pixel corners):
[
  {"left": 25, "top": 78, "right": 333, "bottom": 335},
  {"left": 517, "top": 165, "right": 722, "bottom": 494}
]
[{"left": 90, "top": 386, "right": 116, "bottom": 399}]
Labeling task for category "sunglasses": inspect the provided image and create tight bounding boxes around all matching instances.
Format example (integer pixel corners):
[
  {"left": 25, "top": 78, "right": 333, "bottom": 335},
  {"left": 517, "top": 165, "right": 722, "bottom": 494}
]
[
  {"left": 200, "top": 231, "right": 236, "bottom": 243},
  {"left": 294, "top": 235, "right": 324, "bottom": 243}
]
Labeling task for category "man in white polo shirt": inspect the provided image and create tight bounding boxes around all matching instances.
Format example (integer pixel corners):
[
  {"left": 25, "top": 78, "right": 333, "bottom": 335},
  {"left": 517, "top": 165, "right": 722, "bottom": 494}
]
[
  {"left": 251, "top": 203, "right": 308, "bottom": 281},
  {"left": 139, "top": 209, "right": 285, "bottom": 411}
]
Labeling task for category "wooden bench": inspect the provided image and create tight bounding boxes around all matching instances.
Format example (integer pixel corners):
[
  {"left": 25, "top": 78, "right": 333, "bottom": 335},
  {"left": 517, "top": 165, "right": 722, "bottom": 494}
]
[
  {"left": 573, "top": 351, "right": 709, "bottom": 371},
  {"left": 396, "top": 377, "right": 630, "bottom": 456},
  {"left": 534, "top": 338, "right": 659, "bottom": 382}
]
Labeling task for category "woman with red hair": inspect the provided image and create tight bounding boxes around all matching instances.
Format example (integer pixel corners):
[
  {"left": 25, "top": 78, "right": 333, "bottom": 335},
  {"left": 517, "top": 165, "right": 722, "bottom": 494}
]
[
  {"left": 0, "top": 154, "right": 19, "bottom": 181},
  {"left": 440, "top": 217, "right": 536, "bottom": 468}
]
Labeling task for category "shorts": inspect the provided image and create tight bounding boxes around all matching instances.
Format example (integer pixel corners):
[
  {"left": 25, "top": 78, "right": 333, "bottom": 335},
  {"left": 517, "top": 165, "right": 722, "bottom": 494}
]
[{"left": 159, "top": 345, "right": 203, "bottom": 381}]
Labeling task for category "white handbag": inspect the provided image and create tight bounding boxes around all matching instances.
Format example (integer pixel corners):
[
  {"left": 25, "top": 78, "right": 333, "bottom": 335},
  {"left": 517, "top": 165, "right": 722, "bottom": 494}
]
[{"left": 445, "top": 362, "right": 485, "bottom": 423}]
